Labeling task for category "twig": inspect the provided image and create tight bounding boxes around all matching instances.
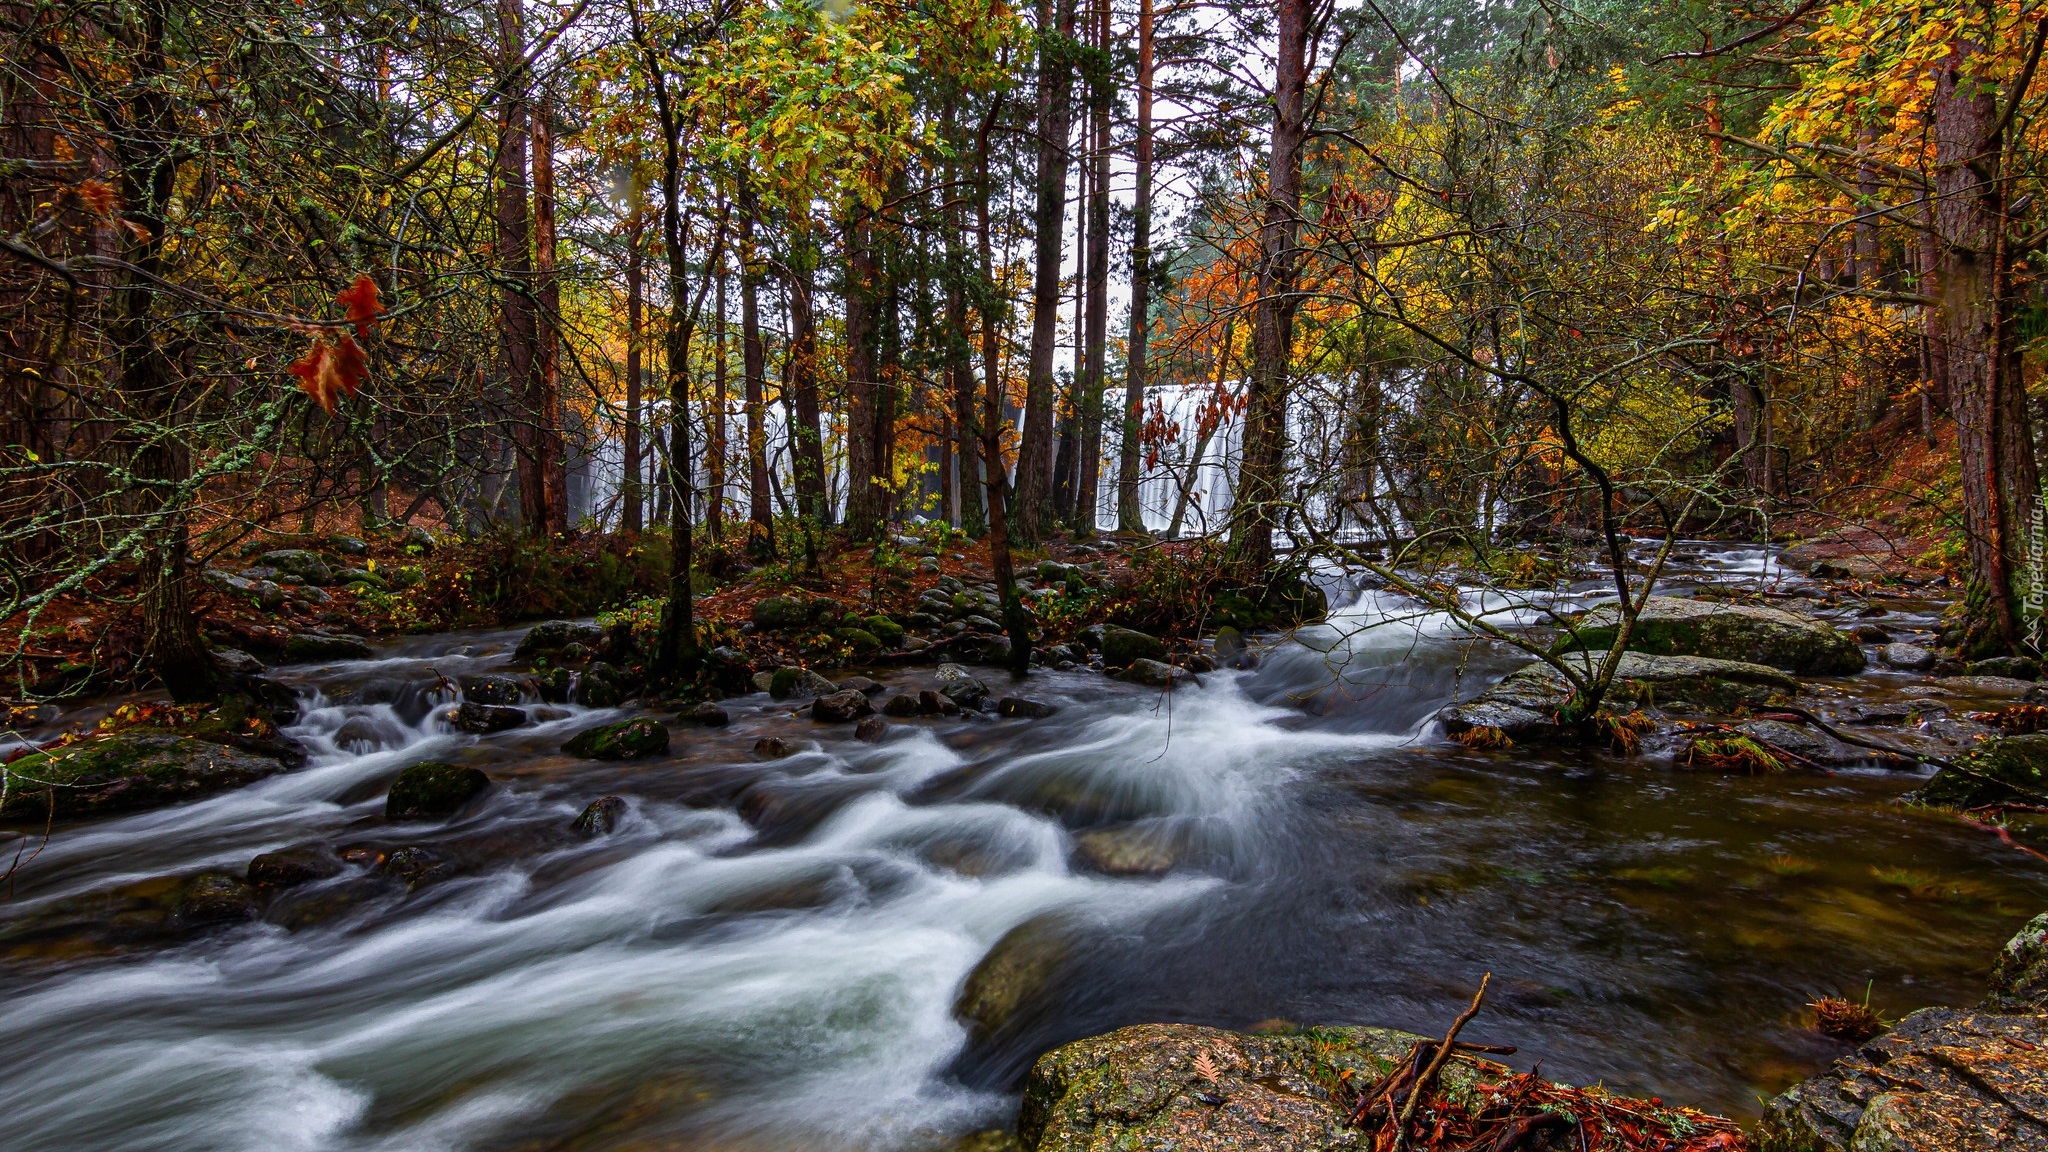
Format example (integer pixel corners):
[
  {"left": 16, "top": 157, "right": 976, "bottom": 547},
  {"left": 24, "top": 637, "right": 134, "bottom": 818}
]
[{"left": 1395, "top": 973, "right": 1490, "bottom": 1149}]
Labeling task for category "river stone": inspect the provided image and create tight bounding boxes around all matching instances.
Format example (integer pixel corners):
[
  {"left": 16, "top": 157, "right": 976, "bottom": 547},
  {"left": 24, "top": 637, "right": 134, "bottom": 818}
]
[
  {"left": 865, "top": 615, "right": 906, "bottom": 646},
  {"left": 1936, "top": 675, "right": 2035, "bottom": 698},
  {"left": 770, "top": 667, "right": 837, "bottom": 700},
  {"left": 453, "top": 701, "right": 525, "bottom": 733},
  {"left": 1120, "top": 658, "right": 1188, "bottom": 688},
  {"left": 999, "top": 697, "right": 1059, "bottom": 719},
  {"left": 812, "top": 689, "right": 875, "bottom": 723},
  {"left": 1073, "top": 827, "right": 1179, "bottom": 876},
  {"left": 882, "top": 693, "right": 921, "bottom": 717},
  {"left": 573, "top": 675, "right": 621, "bottom": 708},
  {"left": 954, "top": 632, "right": 1014, "bottom": 666},
  {"left": 1020, "top": 1023, "right": 1507, "bottom": 1152},
  {"left": 0, "top": 733, "right": 288, "bottom": 820},
  {"left": 837, "top": 676, "right": 884, "bottom": 696},
  {"left": 530, "top": 666, "right": 571, "bottom": 703},
  {"left": 839, "top": 627, "right": 884, "bottom": 653},
  {"left": 1559, "top": 595, "right": 1865, "bottom": 675},
  {"left": 247, "top": 845, "right": 343, "bottom": 888},
  {"left": 920, "top": 689, "right": 960, "bottom": 715},
  {"left": 386, "top": 762, "right": 491, "bottom": 820},
  {"left": 937, "top": 666, "right": 989, "bottom": 708},
  {"left": 751, "top": 596, "right": 810, "bottom": 631},
  {"left": 572, "top": 795, "right": 628, "bottom": 837},
  {"left": 177, "top": 872, "right": 260, "bottom": 925},
  {"left": 1101, "top": 626, "right": 1167, "bottom": 668},
  {"left": 259, "top": 549, "right": 333, "bottom": 585},
  {"left": 753, "top": 736, "right": 794, "bottom": 759},
  {"left": 1911, "top": 733, "right": 2048, "bottom": 809},
  {"left": 1883, "top": 642, "right": 1939, "bottom": 671},
  {"left": 459, "top": 674, "right": 523, "bottom": 706},
  {"left": 955, "top": 914, "right": 1079, "bottom": 1043},
  {"left": 854, "top": 716, "right": 889, "bottom": 743},
  {"left": 1759, "top": 1006, "right": 2048, "bottom": 1152},
  {"left": 516, "top": 619, "right": 604, "bottom": 656},
  {"left": 678, "top": 702, "right": 730, "bottom": 727},
  {"left": 1969, "top": 656, "right": 2042, "bottom": 681},
  {"left": 564, "top": 718, "right": 669, "bottom": 760},
  {"left": 1986, "top": 912, "right": 2048, "bottom": 1013},
  {"left": 284, "top": 632, "right": 373, "bottom": 661},
  {"left": 1439, "top": 652, "right": 1801, "bottom": 741},
  {"left": 1734, "top": 719, "right": 1890, "bottom": 769}
]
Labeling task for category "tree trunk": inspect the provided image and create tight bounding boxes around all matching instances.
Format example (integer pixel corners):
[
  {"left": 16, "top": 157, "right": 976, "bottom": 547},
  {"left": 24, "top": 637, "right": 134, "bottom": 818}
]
[
  {"left": 1074, "top": 0, "right": 1111, "bottom": 537},
  {"left": 844, "top": 202, "right": 886, "bottom": 538},
  {"left": 786, "top": 235, "right": 828, "bottom": 527},
  {"left": 1233, "top": 0, "right": 1308, "bottom": 573},
  {"left": 710, "top": 251, "right": 728, "bottom": 543},
  {"left": 1116, "top": 0, "right": 1154, "bottom": 534},
  {"left": 624, "top": 204, "right": 644, "bottom": 532},
  {"left": 1014, "top": 0, "right": 1077, "bottom": 543},
  {"left": 1934, "top": 27, "right": 2040, "bottom": 654},
  {"left": 530, "top": 92, "right": 566, "bottom": 534},
  {"left": 741, "top": 198, "right": 774, "bottom": 559},
  {"left": 498, "top": 0, "right": 538, "bottom": 531}
]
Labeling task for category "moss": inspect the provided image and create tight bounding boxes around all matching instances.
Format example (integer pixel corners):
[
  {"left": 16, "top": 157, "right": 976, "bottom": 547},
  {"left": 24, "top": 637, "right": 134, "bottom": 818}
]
[
  {"left": 837, "top": 627, "right": 883, "bottom": 653},
  {"left": 562, "top": 718, "right": 670, "bottom": 760},
  {"left": 1, "top": 733, "right": 287, "bottom": 821},
  {"left": 1100, "top": 626, "right": 1166, "bottom": 668},
  {"left": 1912, "top": 733, "right": 2048, "bottom": 809},
  {"left": 385, "top": 761, "right": 492, "bottom": 820},
  {"left": 864, "top": 614, "right": 905, "bottom": 645}
]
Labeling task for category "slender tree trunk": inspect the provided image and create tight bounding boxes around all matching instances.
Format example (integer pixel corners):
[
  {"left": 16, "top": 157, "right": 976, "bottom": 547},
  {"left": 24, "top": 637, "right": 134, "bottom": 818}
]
[
  {"left": 1934, "top": 26, "right": 2040, "bottom": 654},
  {"left": 710, "top": 251, "right": 728, "bottom": 543},
  {"left": 624, "top": 205, "right": 644, "bottom": 532},
  {"left": 531, "top": 91, "right": 566, "bottom": 534},
  {"left": 1015, "top": 0, "right": 1077, "bottom": 542},
  {"left": 786, "top": 233, "right": 828, "bottom": 527},
  {"left": 742, "top": 200, "right": 774, "bottom": 558},
  {"left": 1116, "top": 0, "right": 1154, "bottom": 533},
  {"left": 1169, "top": 317, "right": 1234, "bottom": 540},
  {"left": 1233, "top": 0, "right": 1308, "bottom": 573},
  {"left": 1074, "top": 0, "right": 1111, "bottom": 536},
  {"left": 844, "top": 201, "right": 885, "bottom": 538},
  {"left": 497, "top": 0, "right": 537, "bottom": 530}
]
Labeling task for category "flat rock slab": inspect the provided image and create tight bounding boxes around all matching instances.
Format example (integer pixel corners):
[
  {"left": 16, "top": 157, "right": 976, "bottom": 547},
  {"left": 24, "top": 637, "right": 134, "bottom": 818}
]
[
  {"left": 1, "top": 732, "right": 288, "bottom": 820},
  {"left": 1560, "top": 595, "right": 1864, "bottom": 675},
  {"left": 1441, "top": 651, "right": 1800, "bottom": 741},
  {"left": 1760, "top": 1008, "right": 2048, "bottom": 1151}
]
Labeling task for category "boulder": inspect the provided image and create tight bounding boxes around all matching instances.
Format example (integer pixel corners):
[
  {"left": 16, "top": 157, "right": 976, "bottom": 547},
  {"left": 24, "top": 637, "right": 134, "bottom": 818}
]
[
  {"left": 954, "top": 632, "right": 1015, "bottom": 666},
  {"left": 1101, "top": 626, "right": 1167, "bottom": 668},
  {"left": 1073, "top": 827, "right": 1180, "bottom": 876},
  {"left": 283, "top": 632, "right": 373, "bottom": 662},
  {"left": 882, "top": 693, "right": 921, "bottom": 717},
  {"left": 854, "top": 716, "right": 889, "bottom": 743},
  {"left": 1911, "top": 733, "right": 2048, "bottom": 809},
  {"left": 1987, "top": 911, "right": 2048, "bottom": 1014},
  {"left": 1559, "top": 595, "right": 1865, "bottom": 675},
  {"left": 453, "top": 701, "right": 524, "bottom": 733},
  {"left": 1439, "top": 652, "right": 1800, "bottom": 742},
  {"left": 385, "top": 762, "right": 491, "bottom": 820},
  {"left": 919, "top": 689, "right": 960, "bottom": 716},
  {"left": 1212, "top": 625, "right": 1256, "bottom": 670},
  {"left": 678, "top": 702, "right": 730, "bottom": 727},
  {"left": 1120, "top": 658, "right": 1188, "bottom": 688},
  {"left": 1883, "top": 642, "right": 1939, "bottom": 671},
  {"left": 0, "top": 733, "right": 289, "bottom": 820},
  {"left": 1970, "top": 656, "right": 2042, "bottom": 681},
  {"left": 328, "top": 534, "right": 369, "bottom": 557},
  {"left": 752, "top": 736, "right": 795, "bottom": 759},
  {"left": 865, "top": 615, "right": 906, "bottom": 646},
  {"left": 769, "top": 667, "right": 838, "bottom": 700},
  {"left": 837, "top": 675, "right": 884, "bottom": 696},
  {"left": 516, "top": 619, "right": 604, "bottom": 656},
  {"left": 572, "top": 675, "right": 621, "bottom": 708},
  {"left": 812, "top": 689, "right": 875, "bottom": 723},
  {"left": 936, "top": 666, "right": 989, "bottom": 708},
  {"left": 838, "top": 627, "right": 884, "bottom": 653},
  {"left": 530, "top": 667, "right": 571, "bottom": 703},
  {"left": 211, "top": 648, "right": 266, "bottom": 678},
  {"left": 563, "top": 717, "right": 670, "bottom": 760},
  {"left": 999, "top": 697, "right": 1059, "bottom": 719},
  {"left": 572, "top": 795, "right": 628, "bottom": 837},
  {"left": 177, "top": 872, "right": 260, "bottom": 925},
  {"left": 1936, "top": 675, "right": 2035, "bottom": 698},
  {"left": 750, "top": 596, "right": 811, "bottom": 631},
  {"left": 955, "top": 915, "right": 1079, "bottom": 1043},
  {"left": 247, "top": 845, "right": 344, "bottom": 888},
  {"left": 259, "top": 549, "right": 332, "bottom": 585},
  {"left": 459, "top": 674, "right": 523, "bottom": 706}
]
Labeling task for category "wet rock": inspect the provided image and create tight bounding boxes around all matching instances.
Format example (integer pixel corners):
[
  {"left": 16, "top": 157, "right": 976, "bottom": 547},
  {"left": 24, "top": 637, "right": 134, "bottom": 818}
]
[
  {"left": 176, "top": 872, "right": 260, "bottom": 925},
  {"left": 1101, "top": 625, "right": 1167, "bottom": 668},
  {"left": 955, "top": 914, "right": 1080, "bottom": 1043},
  {"left": 530, "top": 666, "right": 572, "bottom": 703},
  {"left": 1120, "top": 658, "right": 1188, "bottom": 687},
  {"left": 284, "top": 632, "right": 373, "bottom": 661},
  {"left": 679, "top": 702, "right": 730, "bottom": 727},
  {"left": 572, "top": 795, "right": 628, "bottom": 837},
  {"left": 211, "top": 648, "right": 267, "bottom": 677},
  {"left": 1971, "top": 656, "right": 2042, "bottom": 681},
  {"left": 0, "top": 733, "right": 289, "bottom": 821},
  {"left": 882, "top": 693, "right": 921, "bottom": 717},
  {"left": 964, "top": 614, "right": 1003, "bottom": 633},
  {"left": 1852, "top": 624, "right": 1894, "bottom": 644},
  {"left": 378, "top": 845, "right": 453, "bottom": 887},
  {"left": 770, "top": 666, "right": 838, "bottom": 700},
  {"left": 385, "top": 761, "right": 492, "bottom": 820},
  {"left": 1734, "top": 719, "right": 1896, "bottom": 769},
  {"left": 837, "top": 675, "right": 884, "bottom": 696},
  {"left": 865, "top": 615, "right": 907, "bottom": 646},
  {"left": 1020, "top": 1023, "right": 1515, "bottom": 1152},
  {"left": 1986, "top": 912, "right": 2048, "bottom": 1013},
  {"left": 753, "top": 736, "right": 795, "bottom": 759},
  {"left": 839, "top": 627, "right": 884, "bottom": 653},
  {"left": 954, "top": 632, "right": 1014, "bottom": 666},
  {"left": 564, "top": 717, "right": 670, "bottom": 760},
  {"left": 1073, "top": 827, "right": 1180, "bottom": 875},
  {"left": 516, "top": 619, "right": 605, "bottom": 656},
  {"left": 1439, "top": 652, "right": 1800, "bottom": 742},
  {"left": 247, "top": 846, "right": 343, "bottom": 888},
  {"left": 1560, "top": 595, "right": 1865, "bottom": 675},
  {"left": 920, "top": 689, "right": 960, "bottom": 715},
  {"left": 329, "top": 534, "right": 369, "bottom": 557},
  {"left": 1883, "top": 642, "right": 1939, "bottom": 671},
  {"left": 459, "top": 674, "right": 523, "bottom": 706},
  {"left": 1212, "top": 625, "right": 1258, "bottom": 671},
  {"left": 572, "top": 675, "right": 621, "bottom": 708},
  {"left": 812, "top": 689, "right": 875, "bottom": 723},
  {"left": 1911, "top": 733, "right": 2048, "bottom": 809},
  {"left": 454, "top": 701, "right": 525, "bottom": 733},
  {"left": 1935, "top": 675, "right": 2035, "bottom": 698},
  {"left": 259, "top": 549, "right": 332, "bottom": 585},
  {"left": 854, "top": 716, "right": 889, "bottom": 743},
  {"left": 999, "top": 697, "right": 1059, "bottom": 719},
  {"left": 937, "top": 665, "right": 989, "bottom": 708},
  {"left": 751, "top": 595, "right": 811, "bottom": 631}
]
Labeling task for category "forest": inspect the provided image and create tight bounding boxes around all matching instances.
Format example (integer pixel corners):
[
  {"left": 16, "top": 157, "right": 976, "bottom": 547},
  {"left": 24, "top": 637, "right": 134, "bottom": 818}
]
[{"left": 5, "top": 0, "right": 2048, "bottom": 1149}]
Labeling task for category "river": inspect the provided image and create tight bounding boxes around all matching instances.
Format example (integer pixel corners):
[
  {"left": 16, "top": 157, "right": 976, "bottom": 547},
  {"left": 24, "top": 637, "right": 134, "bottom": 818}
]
[{"left": 2, "top": 548, "right": 2042, "bottom": 1151}]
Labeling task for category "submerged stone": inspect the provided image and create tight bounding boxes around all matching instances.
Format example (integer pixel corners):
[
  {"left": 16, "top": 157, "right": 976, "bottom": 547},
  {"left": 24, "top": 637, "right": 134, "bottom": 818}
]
[
  {"left": 572, "top": 795, "right": 628, "bottom": 837},
  {"left": 563, "top": 718, "right": 670, "bottom": 760},
  {"left": 999, "top": 697, "right": 1058, "bottom": 719},
  {"left": 247, "top": 845, "right": 344, "bottom": 888},
  {"left": 678, "top": 702, "right": 730, "bottom": 727},
  {"left": 385, "top": 761, "right": 492, "bottom": 820},
  {"left": 1559, "top": 595, "right": 1864, "bottom": 675},
  {"left": 453, "top": 701, "right": 525, "bottom": 733},
  {"left": 811, "top": 689, "right": 875, "bottom": 723}
]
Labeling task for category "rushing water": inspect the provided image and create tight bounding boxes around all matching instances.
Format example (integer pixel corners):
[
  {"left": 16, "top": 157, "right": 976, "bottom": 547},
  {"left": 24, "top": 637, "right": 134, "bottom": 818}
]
[{"left": 4, "top": 554, "right": 2045, "bottom": 1151}]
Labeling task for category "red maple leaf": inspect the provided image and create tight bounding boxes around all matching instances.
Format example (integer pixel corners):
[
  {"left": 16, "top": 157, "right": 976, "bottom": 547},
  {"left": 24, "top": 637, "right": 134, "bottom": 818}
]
[
  {"left": 287, "top": 333, "right": 369, "bottom": 415},
  {"left": 336, "top": 273, "right": 383, "bottom": 339}
]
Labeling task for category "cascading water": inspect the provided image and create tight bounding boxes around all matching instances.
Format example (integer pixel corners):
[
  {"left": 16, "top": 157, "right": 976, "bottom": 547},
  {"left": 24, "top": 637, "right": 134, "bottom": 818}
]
[{"left": 4, "top": 552, "right": 2046, "bottom": 1151}]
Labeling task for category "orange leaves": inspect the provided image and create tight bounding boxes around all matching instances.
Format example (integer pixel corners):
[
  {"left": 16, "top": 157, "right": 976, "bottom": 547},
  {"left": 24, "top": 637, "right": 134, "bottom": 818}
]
[
  {"left": 71, "top": 179, "right": 118, "bottom": 219},
  {"left": 336, "top": 273, "right": 383, "bottom": 339},
  {"left": 287, "top": 333, "right": 367, "bottom": 415},
  {"left": 286, "top": 274, "right": 382, "bottom": 415}
]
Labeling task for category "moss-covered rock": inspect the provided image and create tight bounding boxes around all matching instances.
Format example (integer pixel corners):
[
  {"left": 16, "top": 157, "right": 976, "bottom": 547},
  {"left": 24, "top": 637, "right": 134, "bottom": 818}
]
[
  {"left": 1019, "top": 1023, "right": 1496, "bottom": 1152},
  {"left": 769, "top": 666, "right": 837, "bottom": 700},
  {"left": 283, "top": 632, "right": 374, "bottom": 661},
  {"left": 864, "top": 615, "right": 906, "bottom": 646},
  {"left": 0, "top": 733, "right": 289, "bottom": 821},
  {"left": 563, "top": 717, "right": 670, "bottom": 760},
  {"left": 751, "top": 596, "right": 810, "bottom": 631},
  {"left": 1986, "top": 911, "right": 2048, "bottom": 1013},
  {"left": 838, "top": 627, "right": 884, "bottom": 653},
  {"left": 516, "top": 619, "right": 604, "bottom": 656},
  {"left": 1910, "top": 733, "right": 2048, "bottom": 809},
  {"left": 1559, "top": 595, "right": 1865, "bottom": 675},
  {"left": 246, "top": 845, "right": 343, "bottom": 888},
  {"left": 572, "top": 794, "right": 628, "bottom": 837},
  {"left": 259, "top": 549, "right": 333, "bottom": 584},
  {"left": 956, "top": 915, "right": 1079, "bottom": 1044},
  {"left": 1439, "top": 652, "right": 1800, "bottom": 741},
  {"left": 1100, "top": 626, "right": 1166, "bottom": 668},
  {"left": 385, "top": 761, "right": 492, "bottom": 820}
]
